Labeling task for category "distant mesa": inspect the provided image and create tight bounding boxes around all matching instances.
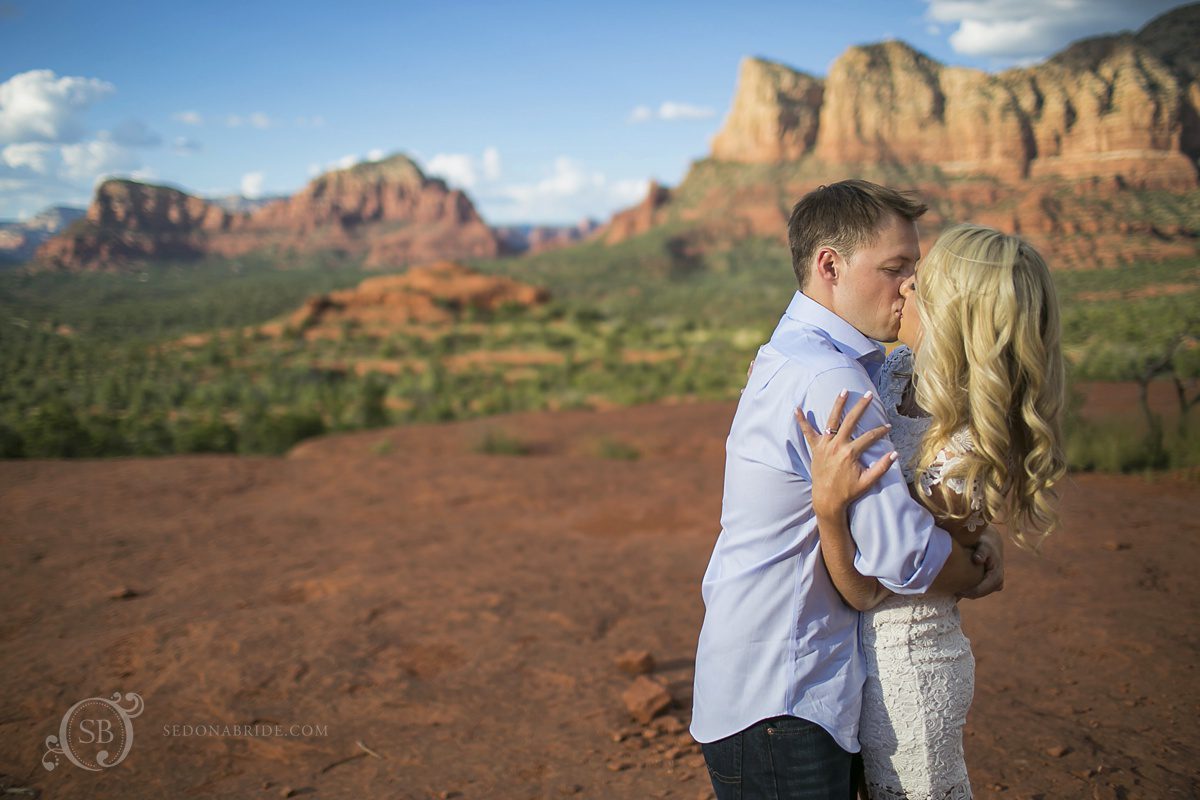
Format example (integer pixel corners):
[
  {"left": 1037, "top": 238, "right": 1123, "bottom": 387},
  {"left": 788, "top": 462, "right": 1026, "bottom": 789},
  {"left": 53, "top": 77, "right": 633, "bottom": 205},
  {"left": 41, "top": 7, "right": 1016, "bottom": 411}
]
[
  {"left": 286, "top": 261, "right": 549, "bottom": 336},
  {"left": 35, "top": 180, "right": 221, "bottom": 272},
  {"left": 31, "top": 154, "right": 501, "bottom": 273},
  {"left": 494, "top": 219, "right": 602, "bottom": 255},
  {"left": 0, "top": 206, "right": 86, "bottom": 265}
]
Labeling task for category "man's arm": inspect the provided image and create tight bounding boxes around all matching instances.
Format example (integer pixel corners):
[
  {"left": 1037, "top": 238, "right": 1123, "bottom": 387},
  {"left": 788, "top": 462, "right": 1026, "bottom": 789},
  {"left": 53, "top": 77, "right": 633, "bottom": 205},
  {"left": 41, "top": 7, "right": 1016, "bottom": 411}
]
[{"left": 796, "top": 369, "right": 992, "bottom": 597}]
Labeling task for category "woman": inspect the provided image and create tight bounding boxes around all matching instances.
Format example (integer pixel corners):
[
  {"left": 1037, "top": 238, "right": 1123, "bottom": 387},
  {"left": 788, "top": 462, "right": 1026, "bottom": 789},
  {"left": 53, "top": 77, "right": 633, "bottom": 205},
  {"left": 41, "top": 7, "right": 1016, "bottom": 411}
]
[{"left": 797, "top": 223, "right": 1067, "bottom": 799}]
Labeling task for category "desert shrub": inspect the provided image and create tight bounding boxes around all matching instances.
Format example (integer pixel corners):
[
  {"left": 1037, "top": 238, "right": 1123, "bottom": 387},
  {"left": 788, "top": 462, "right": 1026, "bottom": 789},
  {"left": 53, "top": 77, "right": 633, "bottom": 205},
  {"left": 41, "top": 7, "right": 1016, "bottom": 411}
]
[
  {"left": 473, "top": 428, "right": 531, "bottom": 456},
  {"left": 238, "top": 408, "right": 325, "bottom": 455},
  {"left": 591, "top": 436, "right": 640, "bottom": 461},
  {"left": 174, "top": 415, "right": 238, "bottom": 454}
]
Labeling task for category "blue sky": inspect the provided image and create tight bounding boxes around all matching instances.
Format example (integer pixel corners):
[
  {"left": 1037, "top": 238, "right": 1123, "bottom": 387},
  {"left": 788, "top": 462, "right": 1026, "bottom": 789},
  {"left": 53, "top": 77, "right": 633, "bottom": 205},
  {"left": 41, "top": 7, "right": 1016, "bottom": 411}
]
[{"left": 0, "top": 0, "right": 1187, "bottom": 224}]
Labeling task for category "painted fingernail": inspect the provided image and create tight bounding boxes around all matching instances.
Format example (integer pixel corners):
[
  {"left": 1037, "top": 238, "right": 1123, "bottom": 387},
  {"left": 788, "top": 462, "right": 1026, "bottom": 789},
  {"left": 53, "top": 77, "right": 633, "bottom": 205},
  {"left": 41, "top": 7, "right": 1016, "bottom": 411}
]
[
  {"left": 888, "top": 452, "right": 899, "bottom": 461},
  {"left": 885, "top": 423, "right": 893, "bottom": 429},
  {"left": 864, "top": 391, "right": 873, "bottom": 400},
  {"left": 838, "top": 389, "right": 848, "bottom": 398}
]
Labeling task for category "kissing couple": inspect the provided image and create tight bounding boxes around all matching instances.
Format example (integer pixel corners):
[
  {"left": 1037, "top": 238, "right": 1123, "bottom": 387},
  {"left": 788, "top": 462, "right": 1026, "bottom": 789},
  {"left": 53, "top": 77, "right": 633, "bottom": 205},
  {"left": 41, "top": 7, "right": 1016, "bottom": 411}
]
[{"left": 691, "top": 179, "right": 1066, "bottom": 799}]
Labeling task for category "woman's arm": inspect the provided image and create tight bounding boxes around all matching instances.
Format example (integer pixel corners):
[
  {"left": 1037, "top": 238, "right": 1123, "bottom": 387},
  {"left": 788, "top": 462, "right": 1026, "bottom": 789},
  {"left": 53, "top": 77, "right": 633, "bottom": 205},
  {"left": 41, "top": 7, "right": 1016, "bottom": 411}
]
[
  {"left": 915, "top": 441, "right": 991, "bottom": 550},
  {"left": 818, "top": 476, "right": 989, "bottom": 607},
  {"left": 910, "top": 479, "right": 983, "bottom": 548},
  {"left": 916, "top": 456, "right": 1002, "bottom": 598},
  {"left": 796, "top": 392, "right": 898, "bottom": 612},
  {"left": 814, "top": 506, "right": 893, "bottom": 611}
]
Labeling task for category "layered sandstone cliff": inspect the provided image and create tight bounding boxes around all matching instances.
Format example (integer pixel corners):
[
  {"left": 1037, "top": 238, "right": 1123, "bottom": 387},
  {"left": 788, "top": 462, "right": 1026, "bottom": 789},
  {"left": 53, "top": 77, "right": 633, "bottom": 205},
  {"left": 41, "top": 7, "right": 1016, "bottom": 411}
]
[
  {"left": 709, "top": 5, "right": 1200, "bottom": 189},
  {"left": 32, "top": 155, "right": 500, "bottom": 273},
  {"left": 601, "top": 4, "right": 1200, "bottom": 267},
  {"left": 600, "top": 182, "right": 672, "bottom": 244},
  {"left": 710, "top": 58, "right": 823, "bottom": 163}
]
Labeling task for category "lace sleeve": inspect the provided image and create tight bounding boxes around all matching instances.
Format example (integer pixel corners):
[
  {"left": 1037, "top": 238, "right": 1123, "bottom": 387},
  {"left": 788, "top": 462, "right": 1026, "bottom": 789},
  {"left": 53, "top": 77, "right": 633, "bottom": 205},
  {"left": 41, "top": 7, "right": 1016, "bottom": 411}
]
[{"left": 917, "top": 428, "right": 987, "bottom": 532}]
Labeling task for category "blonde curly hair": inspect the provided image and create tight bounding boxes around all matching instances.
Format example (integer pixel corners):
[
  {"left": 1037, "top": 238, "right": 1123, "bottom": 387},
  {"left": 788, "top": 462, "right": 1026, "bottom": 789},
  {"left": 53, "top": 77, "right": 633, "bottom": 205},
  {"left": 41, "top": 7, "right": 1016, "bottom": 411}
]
[{"left": 911, "top": 223, "right": 1067, "bottom": 551}]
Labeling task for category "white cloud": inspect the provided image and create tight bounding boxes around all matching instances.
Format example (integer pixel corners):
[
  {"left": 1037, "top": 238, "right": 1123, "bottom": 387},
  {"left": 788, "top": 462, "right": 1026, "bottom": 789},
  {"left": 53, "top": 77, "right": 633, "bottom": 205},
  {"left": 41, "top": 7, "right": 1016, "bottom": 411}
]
[
  {"left": 172, "top": 110, "right": 203, "bottom": 126},
  {"left": 249, "top": 112, "right": 270, "bottom": 129},
  {"left": 241, "top": 171, "right": 264, "bottom": 198},
  {"left": 60, "top": 142, "right": 133, "bottom": 183},
  {"left": 295, "top": 115, "right": 326, "bottom": 128},
  {"left": 2, "top": 142, "right": 56, "bottom": 174},
  {"left": 0, "top": 71, "right": 160, "bottom": 217},
  {"left": 484, "top": 156, "right": 648, "bottom": 224},
  {"left": 481, "top": 146, "right": 501, "bottom": 181},
  {"left": 172, "top": 136, "right": 201, "bottom": 155},
  {"left": 225, "top": 114, "right": 243, "bottom": 128},
  {"left": 660, "top": 102, "right": 716, "bottom": 121},
  {"left": 0, "top": 69, "right": 115, "bottom": 144},
  {"left": 367, "top": 148, "right": 386, "bottom": 161},
  {"left": 628, "top": 101, "right": 716, "bottom": 123},
  {"left": 309, "top": 154, "right": 359, "bottom": 175},
  {"left": 129, "top": 166, "right": 158, "bottom": 183},
  {"left": 925, "top": 0, "right": 1183, "bottom": 61},
  {"left": 427, "top": 152, "right": 477, "bottom": 189},
  {"left": 59, "top": 139, "right": 138, "bottom": 182},
  {"left": 426, "top": 147, "right": 504, "bottom": 189},
  {"left": 0, "top": 134, "right": 146, "bottom": 218}
]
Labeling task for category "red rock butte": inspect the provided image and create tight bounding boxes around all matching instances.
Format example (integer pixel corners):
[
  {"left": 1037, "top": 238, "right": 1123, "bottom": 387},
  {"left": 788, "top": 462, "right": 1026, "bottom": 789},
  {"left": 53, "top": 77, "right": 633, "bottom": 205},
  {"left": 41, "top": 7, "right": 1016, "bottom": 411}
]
[
  {"left": 287, "top": 261, "right": 550, "bottom": 332},
  {"left": 33, "top": 155, "right": 500, "bottom": 273}
]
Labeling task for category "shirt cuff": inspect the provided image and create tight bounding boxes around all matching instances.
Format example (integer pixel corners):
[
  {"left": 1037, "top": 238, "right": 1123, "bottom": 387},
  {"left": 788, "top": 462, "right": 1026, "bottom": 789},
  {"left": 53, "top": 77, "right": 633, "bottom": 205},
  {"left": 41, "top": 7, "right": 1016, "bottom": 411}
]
[{"left": 878, "top": 527, "right": 953, "bottom": 595}]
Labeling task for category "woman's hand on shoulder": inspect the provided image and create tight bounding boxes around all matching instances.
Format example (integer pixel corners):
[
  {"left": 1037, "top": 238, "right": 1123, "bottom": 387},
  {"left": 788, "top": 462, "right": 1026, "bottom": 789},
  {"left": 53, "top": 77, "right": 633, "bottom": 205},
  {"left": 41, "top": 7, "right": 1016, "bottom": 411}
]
[{"left": 796, "top": 391, "right": 897, "bottom": 518}]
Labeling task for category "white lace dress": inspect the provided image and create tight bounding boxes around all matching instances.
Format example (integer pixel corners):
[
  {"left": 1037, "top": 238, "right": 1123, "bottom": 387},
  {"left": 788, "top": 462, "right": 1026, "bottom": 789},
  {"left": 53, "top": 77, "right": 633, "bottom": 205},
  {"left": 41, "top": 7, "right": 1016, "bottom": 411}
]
[{"left": 860, "top": 345, "right": 985, "bottom": 800}]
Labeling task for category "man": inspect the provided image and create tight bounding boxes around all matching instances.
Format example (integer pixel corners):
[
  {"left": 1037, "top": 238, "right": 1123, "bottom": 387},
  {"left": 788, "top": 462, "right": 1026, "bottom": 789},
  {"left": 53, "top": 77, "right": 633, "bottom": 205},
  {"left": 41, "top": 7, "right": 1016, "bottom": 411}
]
[{"left": 690, "top": 180, "right": 1003, "bottom": 799}]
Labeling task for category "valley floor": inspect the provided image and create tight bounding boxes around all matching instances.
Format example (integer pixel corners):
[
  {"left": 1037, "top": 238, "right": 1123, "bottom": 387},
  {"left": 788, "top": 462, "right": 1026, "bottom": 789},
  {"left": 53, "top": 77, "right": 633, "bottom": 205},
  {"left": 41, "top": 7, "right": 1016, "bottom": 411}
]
[{"left": 1, "top": 401, "right": 1196, "bottom": 799}]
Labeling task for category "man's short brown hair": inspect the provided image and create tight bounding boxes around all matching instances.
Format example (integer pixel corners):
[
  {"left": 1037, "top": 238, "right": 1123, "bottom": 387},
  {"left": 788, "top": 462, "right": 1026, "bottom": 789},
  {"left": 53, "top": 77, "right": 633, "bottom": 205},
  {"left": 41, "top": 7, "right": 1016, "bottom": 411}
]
[{"left": 787, "top": 179, "right": 928, "bottom": 290}]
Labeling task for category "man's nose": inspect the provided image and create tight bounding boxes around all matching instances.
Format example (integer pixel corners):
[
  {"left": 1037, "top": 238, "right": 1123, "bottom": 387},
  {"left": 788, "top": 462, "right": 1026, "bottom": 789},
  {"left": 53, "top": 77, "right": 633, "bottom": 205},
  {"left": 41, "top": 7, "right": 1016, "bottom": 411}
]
[{"left": 900, "top": 280, "right": 916, "bottom": 298}]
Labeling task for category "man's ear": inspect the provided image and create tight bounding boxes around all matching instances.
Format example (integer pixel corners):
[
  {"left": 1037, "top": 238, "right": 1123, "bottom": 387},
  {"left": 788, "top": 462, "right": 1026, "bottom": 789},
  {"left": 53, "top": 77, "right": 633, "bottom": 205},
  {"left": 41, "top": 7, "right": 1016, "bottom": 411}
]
[{"left": 814, "top": 247, "right": 840, "bottom": 285}]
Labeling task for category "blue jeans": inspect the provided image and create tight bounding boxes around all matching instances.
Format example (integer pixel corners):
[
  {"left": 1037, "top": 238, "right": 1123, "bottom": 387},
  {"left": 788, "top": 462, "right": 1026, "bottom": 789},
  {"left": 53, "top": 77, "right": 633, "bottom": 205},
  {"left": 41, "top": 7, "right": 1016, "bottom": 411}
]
[{"left": 700, "top": 715, "right": 857, "bottom": 800}]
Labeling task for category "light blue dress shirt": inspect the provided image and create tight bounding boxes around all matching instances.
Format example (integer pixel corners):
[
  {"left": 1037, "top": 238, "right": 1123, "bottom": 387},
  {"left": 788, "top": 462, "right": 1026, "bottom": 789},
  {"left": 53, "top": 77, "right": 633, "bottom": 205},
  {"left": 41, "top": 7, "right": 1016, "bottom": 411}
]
[{"left": 690, "top": 291, "right": 954, "bottom": 752}]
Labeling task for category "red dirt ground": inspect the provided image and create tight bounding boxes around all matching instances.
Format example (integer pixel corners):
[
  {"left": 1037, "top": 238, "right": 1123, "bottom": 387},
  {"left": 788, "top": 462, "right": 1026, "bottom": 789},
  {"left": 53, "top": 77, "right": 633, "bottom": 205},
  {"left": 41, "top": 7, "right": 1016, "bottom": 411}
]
[{"left": 1, "top": 401, "right": 1197, "bottom": 799}]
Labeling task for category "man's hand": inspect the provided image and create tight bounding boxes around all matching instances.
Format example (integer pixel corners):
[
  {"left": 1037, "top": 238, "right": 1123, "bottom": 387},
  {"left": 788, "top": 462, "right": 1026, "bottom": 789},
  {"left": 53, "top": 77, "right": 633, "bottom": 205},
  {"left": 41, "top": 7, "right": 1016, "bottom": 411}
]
[{"left": 958, "top": 526, "right": 1005, "bottom": 600}]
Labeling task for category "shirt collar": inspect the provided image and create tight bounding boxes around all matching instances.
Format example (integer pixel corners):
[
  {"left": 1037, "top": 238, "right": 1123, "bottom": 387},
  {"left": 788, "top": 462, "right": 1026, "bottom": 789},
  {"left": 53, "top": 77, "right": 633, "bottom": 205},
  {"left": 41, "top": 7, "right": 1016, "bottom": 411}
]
[{"left": 782, "top": 290, "right": 886, "bottom": 370}]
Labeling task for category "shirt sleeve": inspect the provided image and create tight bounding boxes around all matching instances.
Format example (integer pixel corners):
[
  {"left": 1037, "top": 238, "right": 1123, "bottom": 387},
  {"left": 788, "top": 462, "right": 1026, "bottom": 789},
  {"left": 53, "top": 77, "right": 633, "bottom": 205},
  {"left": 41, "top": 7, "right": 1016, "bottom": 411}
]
[{"left": 794, "top": 365, "right": 953, "bottom": 595}]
